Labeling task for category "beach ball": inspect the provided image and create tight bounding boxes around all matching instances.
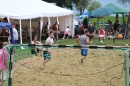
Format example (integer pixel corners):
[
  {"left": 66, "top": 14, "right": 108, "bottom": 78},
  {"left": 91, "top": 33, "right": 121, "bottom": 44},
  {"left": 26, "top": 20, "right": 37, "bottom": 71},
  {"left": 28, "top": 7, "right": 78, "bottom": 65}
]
[{"left": 118, "top": 34, "right": 123, "bottom": 39}]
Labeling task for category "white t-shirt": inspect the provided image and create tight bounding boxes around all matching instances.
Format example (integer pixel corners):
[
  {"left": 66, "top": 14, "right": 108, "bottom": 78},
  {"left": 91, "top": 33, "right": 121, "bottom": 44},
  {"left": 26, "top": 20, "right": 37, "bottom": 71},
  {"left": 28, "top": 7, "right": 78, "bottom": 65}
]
[
  {"left": 43, "top": 37, "right": 54, "bottom": 51},
  {"left": 8, "top": 28, "right": 18, "bottom": 40},
  {"left": 46, "top": 37, "right": 54, "bottom": 45}
]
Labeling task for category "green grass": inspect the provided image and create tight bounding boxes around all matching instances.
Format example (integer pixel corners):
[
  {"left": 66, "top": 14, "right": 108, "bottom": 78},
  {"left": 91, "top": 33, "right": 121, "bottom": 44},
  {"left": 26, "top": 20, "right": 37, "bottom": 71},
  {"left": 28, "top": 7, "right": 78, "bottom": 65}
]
[
  {"left": 54, "top": 38, "right": 130, "bottom": 46},
  {"left": 89, "top": 16, "right": 127, "bottom": 24},
  {"left": 21, "top": 35, "right": 130, "bottom": 46}
]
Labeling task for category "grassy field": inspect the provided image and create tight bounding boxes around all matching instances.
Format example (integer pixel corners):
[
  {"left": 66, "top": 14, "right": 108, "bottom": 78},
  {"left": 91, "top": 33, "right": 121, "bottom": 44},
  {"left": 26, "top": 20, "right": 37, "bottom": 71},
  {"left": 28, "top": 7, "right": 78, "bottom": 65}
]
[
  {"left": 89, "top": 16, "right": 127, "bottom": 24},
  {"left": 22, "top": 36, "right": 130, "bottom": 46}
]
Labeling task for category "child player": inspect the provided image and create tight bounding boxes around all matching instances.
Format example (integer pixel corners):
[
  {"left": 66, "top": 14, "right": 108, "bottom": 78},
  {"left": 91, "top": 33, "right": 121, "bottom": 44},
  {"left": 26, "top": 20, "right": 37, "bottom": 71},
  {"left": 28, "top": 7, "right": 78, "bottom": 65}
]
[{"left": 76, "top": 30, "right": 92, "bottom": 65}]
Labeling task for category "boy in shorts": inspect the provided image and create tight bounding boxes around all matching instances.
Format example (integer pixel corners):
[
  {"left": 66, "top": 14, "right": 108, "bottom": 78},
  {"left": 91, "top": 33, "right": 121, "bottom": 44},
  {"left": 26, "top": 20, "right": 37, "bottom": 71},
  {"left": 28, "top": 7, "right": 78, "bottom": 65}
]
[
  {"left": 76, "top": 30, "right": 92, "bottom": 65},
  {"left": 43, "top": 32, "right": 54, "bottom": 66}
]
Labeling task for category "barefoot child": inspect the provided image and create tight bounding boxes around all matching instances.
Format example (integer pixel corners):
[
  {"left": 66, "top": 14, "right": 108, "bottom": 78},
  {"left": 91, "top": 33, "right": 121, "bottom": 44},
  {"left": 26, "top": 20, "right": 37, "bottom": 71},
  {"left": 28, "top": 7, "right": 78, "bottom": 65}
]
[
  {"left": 76, "top": 30, "right": 92, "bottom": 65},
  {"left": 43, "top": 32, "right": 54, "bottom": 66}
]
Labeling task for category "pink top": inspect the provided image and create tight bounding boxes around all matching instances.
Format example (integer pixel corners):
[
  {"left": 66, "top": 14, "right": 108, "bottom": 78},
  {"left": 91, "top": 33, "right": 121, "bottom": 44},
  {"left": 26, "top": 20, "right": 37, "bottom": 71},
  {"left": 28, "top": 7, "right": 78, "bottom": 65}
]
[{"left": 0, "top": 49, "right": 8, "bottom": 71}]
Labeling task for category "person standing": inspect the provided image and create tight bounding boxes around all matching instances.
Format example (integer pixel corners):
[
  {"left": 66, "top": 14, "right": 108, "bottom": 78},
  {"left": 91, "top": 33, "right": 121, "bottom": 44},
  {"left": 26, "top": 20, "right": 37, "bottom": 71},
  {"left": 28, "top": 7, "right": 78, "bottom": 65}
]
[
  {"left": 83, "top": 16, "right": 88, "bottom": 29},
  {"left": 43, "top": 32, "right": 54, "bottom": 67},
  {"left": 0, "top": 42, "right": 8, "bottom": 86},
  {"left": 76, "top": 30, "right": 92, "bottom": 65},
  {"left": 8, "top": 23, "right": 18, "bottom": 44}
]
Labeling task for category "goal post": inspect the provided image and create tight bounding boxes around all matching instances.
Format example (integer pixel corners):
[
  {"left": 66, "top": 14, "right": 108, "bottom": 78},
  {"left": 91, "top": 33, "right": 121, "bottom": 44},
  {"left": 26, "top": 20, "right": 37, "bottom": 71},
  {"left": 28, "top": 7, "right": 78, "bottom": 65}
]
[{"left": 1, "top": 44, "right": 130, "bottom": 86}]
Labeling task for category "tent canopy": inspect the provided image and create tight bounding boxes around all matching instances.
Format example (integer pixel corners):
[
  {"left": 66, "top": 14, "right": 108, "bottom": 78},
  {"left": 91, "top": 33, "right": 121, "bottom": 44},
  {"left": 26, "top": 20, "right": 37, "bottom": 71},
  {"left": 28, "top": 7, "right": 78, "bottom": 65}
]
[
  {"left": 0, "top": 0, "right": 73, "bottom": 20},
  {"left": 91, "top": 7, "right": 115, "bottom": 17},
  {"left": 104, "top": 3, "right": 129, "bottom": 14},
  {"left": 78, "top": 12, "right": 93, "bottom": 19},
  {"left": 0, "top": 22, "right": 12, "bottom": 29}
]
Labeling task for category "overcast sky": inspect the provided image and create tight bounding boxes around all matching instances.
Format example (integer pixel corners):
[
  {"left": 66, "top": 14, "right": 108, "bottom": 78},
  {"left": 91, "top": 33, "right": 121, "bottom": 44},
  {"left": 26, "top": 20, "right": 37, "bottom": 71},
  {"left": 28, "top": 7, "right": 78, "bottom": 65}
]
[
  {"left": 96, "top": 0, "right": 129, "bottom": 10},
  {"left": 73, "top": 0, "right": 129, "bottom": 14}
]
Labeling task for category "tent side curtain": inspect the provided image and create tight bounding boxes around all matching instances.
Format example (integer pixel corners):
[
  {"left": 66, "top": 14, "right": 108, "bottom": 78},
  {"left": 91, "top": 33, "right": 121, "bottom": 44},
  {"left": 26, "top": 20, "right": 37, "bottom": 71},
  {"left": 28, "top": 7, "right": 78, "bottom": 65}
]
[
  {"left": 0, "top": 22, "right": 12, "bottom": 29},
  {"left": 0, "top": 0, "right": 73, "bottom": 20}
]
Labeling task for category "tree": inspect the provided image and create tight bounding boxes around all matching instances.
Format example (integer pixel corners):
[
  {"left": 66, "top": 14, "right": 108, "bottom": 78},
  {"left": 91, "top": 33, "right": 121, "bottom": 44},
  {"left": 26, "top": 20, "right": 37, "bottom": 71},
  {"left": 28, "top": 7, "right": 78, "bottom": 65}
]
[
  {"left": 87, "top": 0, "right": 101, "bottom": 12},
  {"left": 118, "top": 0, "right": 130, "bottom": 4},
  {"left": 42, "top": 0, "right": 79, "bottom": 10},
  {"left": 76, "top": 0, "right": 92, "bottom": 15}
]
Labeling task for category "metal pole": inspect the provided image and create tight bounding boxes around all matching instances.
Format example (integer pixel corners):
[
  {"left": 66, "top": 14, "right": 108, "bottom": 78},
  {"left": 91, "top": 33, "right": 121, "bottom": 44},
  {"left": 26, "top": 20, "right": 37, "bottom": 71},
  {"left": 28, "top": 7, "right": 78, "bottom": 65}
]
[
  {"left": 8, "top": 47, "right": 13, "bottom": 86},
  {"left": 56, "top": 16, "right": 59, "bottom": 41},
  {"left": 19, "top": 19, "right": 22, "bottom": 44},
  {"left": 30, "top": 19, "right": 32, "bottom": 42},
  {"left": 40, "top": 18, "right": 43, "bottom": 42},
  {"left": 2, "top": 49, "right": 5, "bottom": 86}
]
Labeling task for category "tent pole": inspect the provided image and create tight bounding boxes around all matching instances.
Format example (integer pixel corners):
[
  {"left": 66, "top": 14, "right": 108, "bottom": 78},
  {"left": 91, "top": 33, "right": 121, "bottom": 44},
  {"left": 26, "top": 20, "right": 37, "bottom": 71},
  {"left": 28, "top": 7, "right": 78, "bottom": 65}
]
[
  {"left": 40, "top": 17, "right": 43, "bottom": 42},
  {"left": 97, "top": 17, "right": 99, "bottom": 26},
  {"left": 30, "top": 19, "right": 32, "bottom": 42},
  {"left": 19, "top": 19, "right": 22, "bottom": 44},
  {"left": 63, "top": 16, "right": 66, "bottom": 39},
  {"left": 48, "top": 17, "right": 50, "bottom": 34},
  {"left": 7, "top": 16, "right": 10, "bottom": 23},
  {"left": 122, "top": 14, "right": 125, "bottom": 25},
  {"left": 72, "top": 14, "right": 74, "bottom": 37},
  {"left": 56, "top": 16, "right": 59, "bottom": 41}
]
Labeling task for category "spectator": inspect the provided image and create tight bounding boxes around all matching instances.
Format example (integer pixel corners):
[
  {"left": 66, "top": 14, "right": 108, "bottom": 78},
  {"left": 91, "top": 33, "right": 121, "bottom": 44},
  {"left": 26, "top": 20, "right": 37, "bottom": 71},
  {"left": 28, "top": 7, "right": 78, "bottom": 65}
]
[
  {"left": 1, "top": 29, "right": 8, "bottom": 36},
  {"left": 83, "top": 16, "right": 88, "bottom": 29},
  {"left": 52, "top": 22, "right": 60, "bottom": 41},
  {"left": 0, "top": 29, "right": 3, "bottom": 36},
  {"left": 113, "top": 20, "right": 120, "bottom": 35},
  {"left": 0, "top": 42, "right": 8, "bottom": 86},
  {"left": 43, "top": 22, "right": 49, "bottom": 38},
  {"left": 127, "top": 12, "right": 130, "bottom": 34},
  {"left": 88, "top": 24, "right": 96, "bottom": 41},
  {"left": 31, "top": 35, "right": 43, "bottom": 56},
  {"left": 64, "top": 26, "right": 72, "bottom": 39},
  {"left": 8, "top": 23, "right": 18, "bottom": 44},
  {"left": 99, "top": 27, "right": 105, "bottom": 43},
  {"left": 105, "top": 20, "right": 112, "bottom": 36}
]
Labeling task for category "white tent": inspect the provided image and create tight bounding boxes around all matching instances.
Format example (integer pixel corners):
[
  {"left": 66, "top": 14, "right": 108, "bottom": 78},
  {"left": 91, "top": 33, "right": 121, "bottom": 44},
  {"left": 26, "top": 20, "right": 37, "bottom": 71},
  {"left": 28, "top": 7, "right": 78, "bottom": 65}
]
[{"left": 0, "top": 0, "right": 73, "bottom": 43}]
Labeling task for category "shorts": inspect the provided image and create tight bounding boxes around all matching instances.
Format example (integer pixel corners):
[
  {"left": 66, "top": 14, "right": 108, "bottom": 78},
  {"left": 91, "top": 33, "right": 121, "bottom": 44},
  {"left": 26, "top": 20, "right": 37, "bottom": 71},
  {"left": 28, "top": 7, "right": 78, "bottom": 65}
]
[
  {"left": 0, "top": 71, "right": 6, "bottom": 80},
  {"left": 43, "top": 51, "right": 51, "bottom": 60},
  {"left": 31, "top": 48, "right": 40, "bottom": 54},
  {"left": 81, "top": 49, "right": 88, "bottom": 56}
]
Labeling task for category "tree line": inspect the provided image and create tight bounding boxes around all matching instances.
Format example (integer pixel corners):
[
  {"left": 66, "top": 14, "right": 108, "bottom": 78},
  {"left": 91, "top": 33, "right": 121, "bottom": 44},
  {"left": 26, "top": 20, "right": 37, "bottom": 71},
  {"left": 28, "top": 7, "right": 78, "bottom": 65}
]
[{"left": 42, "top": 0, "right": 128, "bottom": 15}]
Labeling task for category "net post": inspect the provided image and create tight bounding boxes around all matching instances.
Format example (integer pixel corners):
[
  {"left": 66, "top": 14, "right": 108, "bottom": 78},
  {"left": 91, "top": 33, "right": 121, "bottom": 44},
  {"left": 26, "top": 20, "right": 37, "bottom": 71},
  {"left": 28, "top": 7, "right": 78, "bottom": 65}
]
[
  {"left": 125, "top": 49, "right": 130, "bottom": 86},
  {"left": 8, "top": 46, "right": 13, "bottom": 86}
]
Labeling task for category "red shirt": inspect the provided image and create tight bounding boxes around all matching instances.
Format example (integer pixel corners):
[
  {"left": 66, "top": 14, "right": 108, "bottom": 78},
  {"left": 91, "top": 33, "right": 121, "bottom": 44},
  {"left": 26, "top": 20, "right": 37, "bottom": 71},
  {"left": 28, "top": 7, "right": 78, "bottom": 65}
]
[
  {"left": 99, "top": 29, "right": 105, "bottom": 35},
  {"left": 52, "top": 24, "right": 60, "bottom": 31}
]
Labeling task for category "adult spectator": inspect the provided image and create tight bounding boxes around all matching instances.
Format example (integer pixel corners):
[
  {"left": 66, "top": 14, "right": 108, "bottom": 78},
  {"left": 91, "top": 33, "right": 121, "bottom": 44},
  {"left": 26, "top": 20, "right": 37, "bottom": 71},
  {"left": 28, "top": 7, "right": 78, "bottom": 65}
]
[
  {"left": 127, "top": 12, "right": 130, "bottom": 34},
  {"left": 31, "top": 35, "right": 42, "bottom": 56},
  {"left": 88, "top": 24, "right": 96, "bottom": 41},
  {"left": 52, "top": 22, "right": 60, "bottom": 41},
  {"left": 113, "top": 20, "right": 120, "bottom": 35},
  {"left": 0, "top": 29, "right": 3, "bottom": 36},
  {"left": 105, "top": 20, "right": 112, "bottom": 36},
  {"left": 8, "top": 23, "right": 18, "bottom": 44},
  {"left": 83, "top": 16, "right": 88, "bottom": 29}
]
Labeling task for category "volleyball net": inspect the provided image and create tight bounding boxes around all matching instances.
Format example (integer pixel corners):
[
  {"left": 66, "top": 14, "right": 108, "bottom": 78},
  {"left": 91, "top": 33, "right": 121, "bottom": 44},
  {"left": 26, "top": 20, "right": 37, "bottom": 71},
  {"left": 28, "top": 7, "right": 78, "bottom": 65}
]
[{"left": 1, "top": 44, "right": 130, "bottom": 86}]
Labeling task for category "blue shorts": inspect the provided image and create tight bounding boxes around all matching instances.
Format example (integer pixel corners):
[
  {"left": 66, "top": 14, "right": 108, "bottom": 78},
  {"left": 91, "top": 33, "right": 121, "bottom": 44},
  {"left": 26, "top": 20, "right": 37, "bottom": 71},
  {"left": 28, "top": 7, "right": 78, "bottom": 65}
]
[
  {"left": 81, "top": 49, "right": 88, "bottom": 56},
  {"left": 10, "top": 40, "right": 17, "bottom": 44},
  {"left": 43, "top": 51, "right": 51, "bottom": 60}
]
